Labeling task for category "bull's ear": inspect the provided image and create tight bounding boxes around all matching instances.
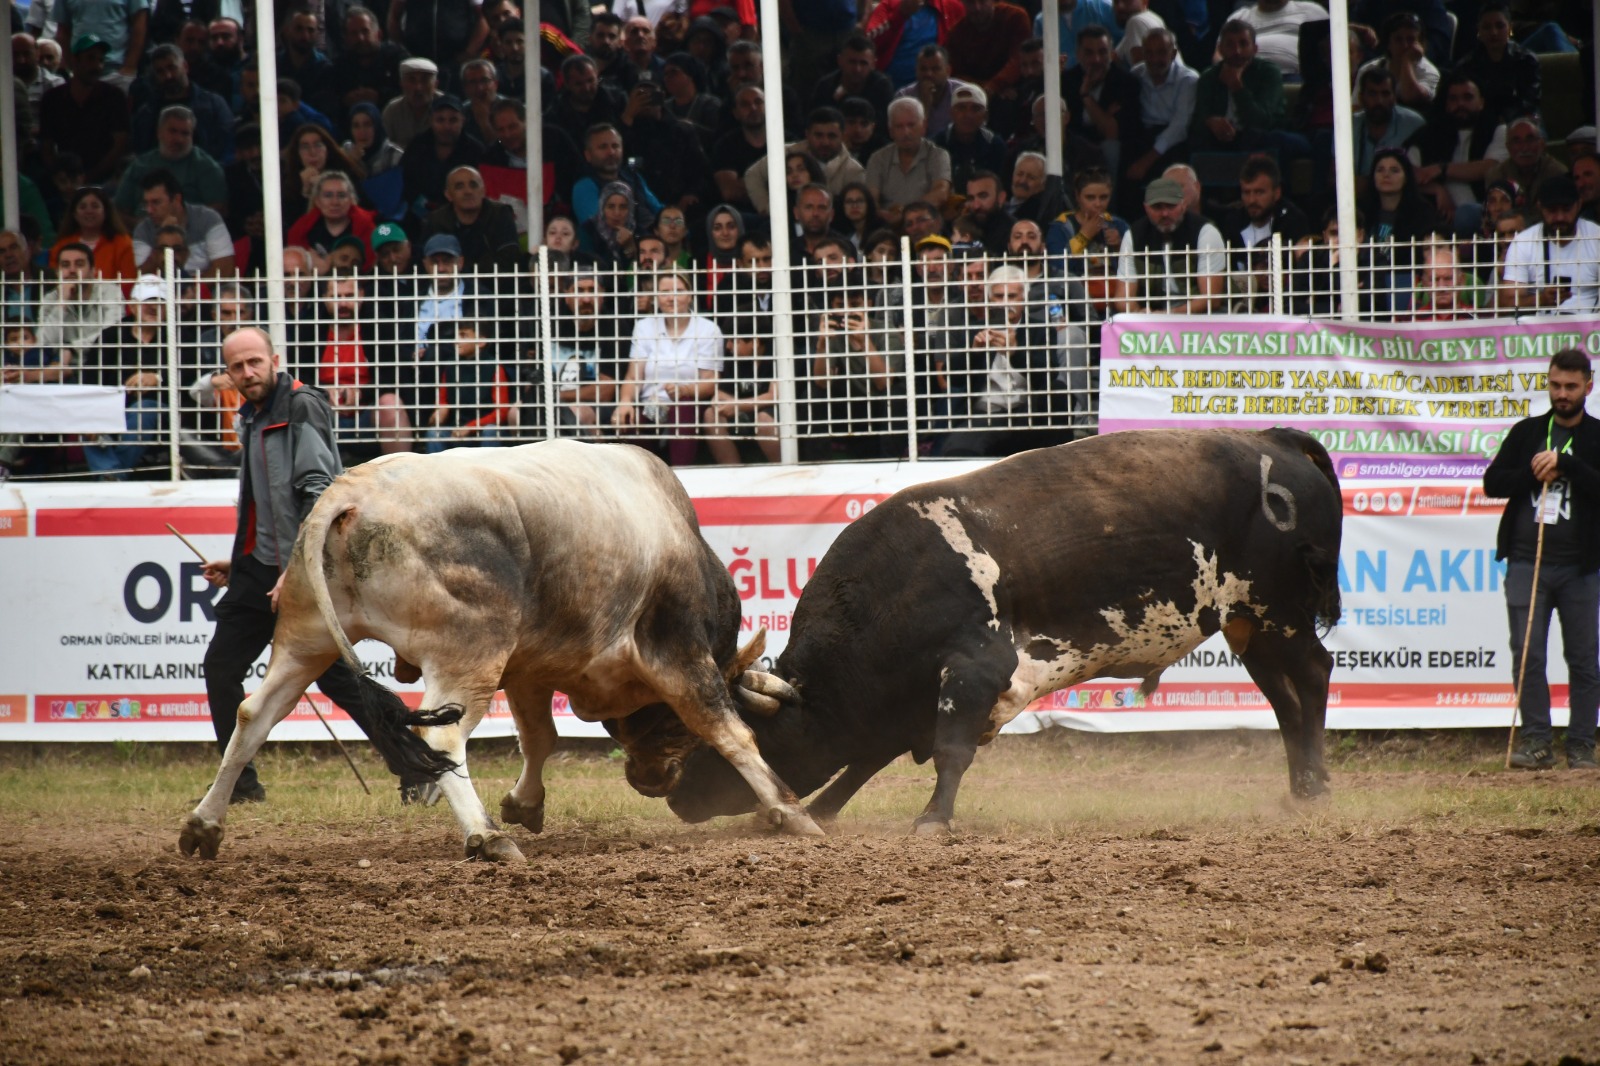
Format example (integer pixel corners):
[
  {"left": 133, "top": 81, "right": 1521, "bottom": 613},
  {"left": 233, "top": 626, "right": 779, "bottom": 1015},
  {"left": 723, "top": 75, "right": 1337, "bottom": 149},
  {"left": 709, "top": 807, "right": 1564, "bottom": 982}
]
[{"left": 725, "top": 627, "right": 768, "bottom": 682}]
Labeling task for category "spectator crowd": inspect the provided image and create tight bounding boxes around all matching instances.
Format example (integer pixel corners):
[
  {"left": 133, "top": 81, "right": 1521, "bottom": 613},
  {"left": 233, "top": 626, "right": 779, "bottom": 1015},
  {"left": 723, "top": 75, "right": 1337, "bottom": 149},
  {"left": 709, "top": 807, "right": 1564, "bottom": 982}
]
[{"left": 2, "top": 0, "right": 1597, "bottom": 478}]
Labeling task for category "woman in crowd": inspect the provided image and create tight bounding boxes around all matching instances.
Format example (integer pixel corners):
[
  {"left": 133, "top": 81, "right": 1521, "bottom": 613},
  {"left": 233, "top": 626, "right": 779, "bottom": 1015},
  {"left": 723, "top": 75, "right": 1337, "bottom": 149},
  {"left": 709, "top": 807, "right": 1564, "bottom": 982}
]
[
  {"left": 652, "top": 206, "right": 696, "bottom": 268},
  {"left": 1356, "top": 148, "right": 1441, "bottom": 316},
  {"left": 49, "top": 187, "right": 135, "bottom": 281},
  {"left": 578, "top": 182, "right": 642, "bottom": 270},
  {"left": 541, "top": 214, "right": 593, "bottom": 269},
  {"left": 747, "top": 149, "right": 826, "bottom": 218},
  {"left": 702, "top": 203, "right": 745, "bottom": 297},
  {"left": 281, "top": 123, "right": 366, "bottom": 222},
  {"left": 344, "top": 103, "right": 405, "bottom": 178},
  {"left": 838, "top": 182, "right": 884, "bottom": 251},
  {"left": 286, "top": 171, "right": 378, "bottom": 272},
  {"left": 613, "top": 270, "right": 724, "bottom": 466}
]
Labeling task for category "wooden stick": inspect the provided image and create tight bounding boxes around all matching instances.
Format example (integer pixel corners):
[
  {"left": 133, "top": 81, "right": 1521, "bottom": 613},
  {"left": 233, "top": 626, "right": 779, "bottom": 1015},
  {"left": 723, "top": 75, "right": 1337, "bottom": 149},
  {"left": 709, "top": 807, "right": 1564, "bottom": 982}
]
[
  {"left": 165, "top": 522, "right": 209, "bottom": 562},
  {"left": 302, "top": 695, "right": 372, "bottom": 795},
  {"left": 1506, "top": 483, "right": 1549, "bottom": 770}
]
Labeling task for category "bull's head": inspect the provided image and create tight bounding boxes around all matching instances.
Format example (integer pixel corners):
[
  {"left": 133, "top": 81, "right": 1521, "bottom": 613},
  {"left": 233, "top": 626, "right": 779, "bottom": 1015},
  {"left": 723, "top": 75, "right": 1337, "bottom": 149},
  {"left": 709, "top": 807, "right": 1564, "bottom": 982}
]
[{"left": 665, "top": 629, "right": 823, "bottom": 822}]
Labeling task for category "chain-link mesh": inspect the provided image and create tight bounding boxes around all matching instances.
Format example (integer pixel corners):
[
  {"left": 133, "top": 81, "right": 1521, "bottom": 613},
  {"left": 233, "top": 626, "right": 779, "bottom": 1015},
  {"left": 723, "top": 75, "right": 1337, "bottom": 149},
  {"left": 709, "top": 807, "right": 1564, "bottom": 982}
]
[{"left": 2, "top": 230, "right": 1595, "bottom": 479}]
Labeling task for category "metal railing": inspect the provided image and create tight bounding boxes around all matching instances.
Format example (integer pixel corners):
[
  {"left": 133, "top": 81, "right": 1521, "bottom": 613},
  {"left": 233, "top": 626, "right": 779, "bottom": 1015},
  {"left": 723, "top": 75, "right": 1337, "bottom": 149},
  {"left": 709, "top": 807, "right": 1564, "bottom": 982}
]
[{"left": 1, "top": 230, "right": 1595, "bottom": 480}]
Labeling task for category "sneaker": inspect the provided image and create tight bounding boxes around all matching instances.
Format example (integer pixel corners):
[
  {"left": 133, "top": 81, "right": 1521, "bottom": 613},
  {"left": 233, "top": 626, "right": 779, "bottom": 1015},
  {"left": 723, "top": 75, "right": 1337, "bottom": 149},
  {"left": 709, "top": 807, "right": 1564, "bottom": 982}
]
[
  {"left": 228, "top": 782, "right": 267, "bottom": 804},
  {"left": 1509, "top": 741, "right": 1555, "bottom": 770},
  {"left": 1567, "top": 749, "right": 1599, "bottom": 770}
]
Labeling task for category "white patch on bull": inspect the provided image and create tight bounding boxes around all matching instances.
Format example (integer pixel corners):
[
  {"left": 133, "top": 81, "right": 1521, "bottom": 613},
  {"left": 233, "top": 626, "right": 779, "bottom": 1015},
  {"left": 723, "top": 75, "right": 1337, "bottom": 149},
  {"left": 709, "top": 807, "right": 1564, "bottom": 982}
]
[
  {"left": 911, "top": 497, "right": 1002, "bottom": 631},
  {"left": 1260, "top": 455, "right": 1298, "bottom": 532},
  {"left": 979, "top": 542, "right": 1267, "bottom": 740}
]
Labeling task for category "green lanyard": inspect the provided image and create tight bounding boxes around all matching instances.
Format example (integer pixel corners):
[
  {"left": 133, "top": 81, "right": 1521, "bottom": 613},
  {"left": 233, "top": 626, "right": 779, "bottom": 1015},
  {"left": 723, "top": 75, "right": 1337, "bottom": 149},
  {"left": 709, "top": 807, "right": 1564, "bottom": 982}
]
[{"left": 1547, "top": 419, "right": 1575, "bottom": 455}]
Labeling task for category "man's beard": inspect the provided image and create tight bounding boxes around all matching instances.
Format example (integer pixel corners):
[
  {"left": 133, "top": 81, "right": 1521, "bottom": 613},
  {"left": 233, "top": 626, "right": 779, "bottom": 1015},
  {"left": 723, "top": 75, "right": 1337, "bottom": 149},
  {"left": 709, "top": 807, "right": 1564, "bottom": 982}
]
[{"left": 1547, "top": 219, "right": 1576, "bottom": 239}]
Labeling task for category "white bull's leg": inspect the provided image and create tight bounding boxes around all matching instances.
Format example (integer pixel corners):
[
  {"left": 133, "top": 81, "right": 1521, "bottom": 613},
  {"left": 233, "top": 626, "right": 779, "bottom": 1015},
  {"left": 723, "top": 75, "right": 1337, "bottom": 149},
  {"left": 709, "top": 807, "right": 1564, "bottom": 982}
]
[
  {"left": 664, "top": 661, "right": 824, "bottom": 838},
  {"left": 412, "top": 675, "right": 525, "bottom": 862},
  {"left": 499, "top": 683, "right": 557, "bottom": 834},
  {"left": 180, "top": 652, "right": 335, "bottom": 859}
]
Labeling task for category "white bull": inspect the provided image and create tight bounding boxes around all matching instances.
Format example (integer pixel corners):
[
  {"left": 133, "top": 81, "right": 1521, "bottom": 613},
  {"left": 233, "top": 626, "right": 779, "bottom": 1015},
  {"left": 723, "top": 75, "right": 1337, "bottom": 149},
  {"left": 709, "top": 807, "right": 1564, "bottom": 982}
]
[{"left": 180, "top": 440, "right": 822, "bottom": 862}]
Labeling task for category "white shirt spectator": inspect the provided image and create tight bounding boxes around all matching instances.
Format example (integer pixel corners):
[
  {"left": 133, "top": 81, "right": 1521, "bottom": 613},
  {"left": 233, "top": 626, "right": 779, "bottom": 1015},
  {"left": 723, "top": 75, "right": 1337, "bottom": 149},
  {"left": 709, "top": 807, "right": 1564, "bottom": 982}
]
[
  {"left": 1502, "top": 220, "right": 1600, "bottom": 312},
  {"left": 1116, "top": 10, "right": 1169, "bottom": 65},
  {"left": 35, "top": 278, "right": 123, "bottom": 355},
  {"left": 1135, "top": 57, "right": 1199, "bottom": 156},
  {"left": 130, "top": 204, "right": 235, "bottom": 274},
  {"left": 1223, "top": 1, "right": 1325, "bottom": 78},
  {"left": 1356, "top": 55, "right": 1441, "bottom": 102},
  {"left": 629, "top": 315, "right": 724, "bottom": 411}
]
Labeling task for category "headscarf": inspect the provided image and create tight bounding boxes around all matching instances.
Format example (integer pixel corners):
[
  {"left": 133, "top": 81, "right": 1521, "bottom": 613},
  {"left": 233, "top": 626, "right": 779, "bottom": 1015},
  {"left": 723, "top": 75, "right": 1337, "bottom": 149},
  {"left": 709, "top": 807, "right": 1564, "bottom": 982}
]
[
  {"left": 594, "top": 181, "right": 637, "bottom": 260},
  {"left": 704, "top": 203, "right": 746, "bottom": 258},
  {"left": 347, "top": 102, "right": 390, "bottom": 166}
]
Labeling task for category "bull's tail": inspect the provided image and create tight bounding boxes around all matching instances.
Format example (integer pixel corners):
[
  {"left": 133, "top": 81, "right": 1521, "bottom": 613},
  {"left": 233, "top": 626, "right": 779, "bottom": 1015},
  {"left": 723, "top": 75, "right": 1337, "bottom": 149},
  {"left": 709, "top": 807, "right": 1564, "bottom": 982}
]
[
  {"left": 298, "top": 501, "right": 463, "bottom": 781},
  {"left": 1262, "top": 429, "right": 1344, "bottom": 634}
]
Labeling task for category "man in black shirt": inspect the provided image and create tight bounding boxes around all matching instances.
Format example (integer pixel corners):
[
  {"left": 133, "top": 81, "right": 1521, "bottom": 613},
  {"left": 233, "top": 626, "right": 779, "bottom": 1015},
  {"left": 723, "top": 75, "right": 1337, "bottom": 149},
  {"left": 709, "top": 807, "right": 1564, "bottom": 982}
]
[{"left": 1483, "top": 349, "right": 1600, "bottom": 770}]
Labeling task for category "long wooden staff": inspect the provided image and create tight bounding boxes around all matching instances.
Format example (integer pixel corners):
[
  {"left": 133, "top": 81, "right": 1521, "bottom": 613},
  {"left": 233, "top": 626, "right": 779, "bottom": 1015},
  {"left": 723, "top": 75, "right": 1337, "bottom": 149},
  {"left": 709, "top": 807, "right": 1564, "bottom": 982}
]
[{"left": 1506, "top": 485, "right": 1549, "bottom": 770}]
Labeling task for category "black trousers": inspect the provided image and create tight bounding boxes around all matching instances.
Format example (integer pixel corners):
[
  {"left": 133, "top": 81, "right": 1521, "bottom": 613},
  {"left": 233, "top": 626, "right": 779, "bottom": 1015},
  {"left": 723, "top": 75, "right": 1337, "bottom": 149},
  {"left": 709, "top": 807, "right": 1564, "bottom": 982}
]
[{"left": 202, "top": 553, "right": 367, "bottom": 792}]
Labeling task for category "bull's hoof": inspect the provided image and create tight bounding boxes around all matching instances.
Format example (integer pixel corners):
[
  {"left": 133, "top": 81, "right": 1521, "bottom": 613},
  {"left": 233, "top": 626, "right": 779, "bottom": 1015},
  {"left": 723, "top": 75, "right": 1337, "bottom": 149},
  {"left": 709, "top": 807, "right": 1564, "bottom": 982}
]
[
  {"left": 768, "top": 806, "right": 826, "bottom": 838},
  {"left": 804, "top": 802, "right": 842, "bottom": 824},
  {"left": 500, "top": 794, "right": 546, "bottom": 833},
  {"left": 1290, "top": 770, "right": 1332, "bottom": 800},
  {"left": 465, "top": 830, "right": 526, "bottom": 863},
  {"left": 178, "top": 813, "right": 223, "bottom": 859},
  {"left": 911, "top": 816, "right": 952, "bottom": 837}
]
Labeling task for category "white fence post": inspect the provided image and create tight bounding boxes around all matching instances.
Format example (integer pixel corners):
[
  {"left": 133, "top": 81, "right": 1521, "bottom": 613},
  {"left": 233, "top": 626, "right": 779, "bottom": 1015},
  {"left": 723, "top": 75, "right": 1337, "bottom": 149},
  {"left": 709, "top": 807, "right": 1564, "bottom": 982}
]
[
  {"left": 899, "top": 236, "right": 920, "bottom": 463},
  {"left": 1268, "top": 231, "right": 1285, "bottom": 316},
  {"left": 163, "top": 249, "right": 182, "bottom": 479},
  {"left": 537, "top": 247, "right": 559, "bottom": 441}
]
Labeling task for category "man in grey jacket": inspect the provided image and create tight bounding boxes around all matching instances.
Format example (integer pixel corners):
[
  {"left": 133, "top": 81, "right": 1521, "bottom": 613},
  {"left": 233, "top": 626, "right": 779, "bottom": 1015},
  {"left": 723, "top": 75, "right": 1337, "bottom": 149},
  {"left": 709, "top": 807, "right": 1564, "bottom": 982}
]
[{"left": 198, "top": 328, "right": 372, "bottom": 803}]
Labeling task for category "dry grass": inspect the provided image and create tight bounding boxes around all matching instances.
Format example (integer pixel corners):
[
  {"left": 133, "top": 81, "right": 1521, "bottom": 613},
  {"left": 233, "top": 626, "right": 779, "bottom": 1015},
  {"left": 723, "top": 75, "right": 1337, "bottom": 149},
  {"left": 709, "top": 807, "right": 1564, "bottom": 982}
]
[{"left": 3, "top": 730, "right": 1598, "bottom": 846}]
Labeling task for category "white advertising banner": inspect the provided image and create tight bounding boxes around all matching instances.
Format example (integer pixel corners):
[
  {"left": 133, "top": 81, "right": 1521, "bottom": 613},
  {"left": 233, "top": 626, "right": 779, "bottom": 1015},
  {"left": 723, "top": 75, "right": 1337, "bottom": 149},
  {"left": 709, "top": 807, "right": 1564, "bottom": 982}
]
[
  {"left": 0, "top": 450, "right": 1545, "bottom": 743},
  {"left": 1093, "top": 313, "right": 1588, "bottom": 733}
]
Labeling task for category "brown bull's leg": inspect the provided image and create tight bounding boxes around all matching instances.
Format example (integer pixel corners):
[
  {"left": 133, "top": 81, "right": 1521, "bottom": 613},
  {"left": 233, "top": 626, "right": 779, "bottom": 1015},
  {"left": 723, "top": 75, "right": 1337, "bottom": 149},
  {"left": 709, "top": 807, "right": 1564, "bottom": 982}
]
[
  {"left": 180, "top": 650, "right": 336, "bottom": 860},
  {"left": 662, "top": 660, "right": 824, "bottom": 837},
  {"left": 500, "top": 683, "right": 556, "bottom": 834},
  {"left": 807, "top": 752, "right": 899, "bottom": 822},
  {"left": 914, "top": 650, "right": 1014, "bottom": 836}
]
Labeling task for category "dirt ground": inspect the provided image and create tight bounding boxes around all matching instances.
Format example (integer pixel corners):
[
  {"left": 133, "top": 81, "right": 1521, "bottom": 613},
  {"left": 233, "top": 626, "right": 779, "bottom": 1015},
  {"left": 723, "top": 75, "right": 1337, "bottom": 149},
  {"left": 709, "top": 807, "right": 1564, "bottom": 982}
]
[{"left": 3, "top": 739, "right": 1599, "bottom": 1066}]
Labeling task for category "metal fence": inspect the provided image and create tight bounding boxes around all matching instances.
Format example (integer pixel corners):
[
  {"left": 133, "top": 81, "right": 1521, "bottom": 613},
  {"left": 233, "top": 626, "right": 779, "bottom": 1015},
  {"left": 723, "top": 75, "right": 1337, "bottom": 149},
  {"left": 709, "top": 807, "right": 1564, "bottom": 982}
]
[{"left": 2, "top": 231, "right": 1596, "bottom": 480}]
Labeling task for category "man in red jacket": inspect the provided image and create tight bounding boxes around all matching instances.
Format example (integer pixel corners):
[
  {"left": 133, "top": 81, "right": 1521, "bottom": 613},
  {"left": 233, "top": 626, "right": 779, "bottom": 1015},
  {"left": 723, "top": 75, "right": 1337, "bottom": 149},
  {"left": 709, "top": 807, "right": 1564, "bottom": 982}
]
[{"left": 862, "top": 0, "right": 965, "bottom": 88}]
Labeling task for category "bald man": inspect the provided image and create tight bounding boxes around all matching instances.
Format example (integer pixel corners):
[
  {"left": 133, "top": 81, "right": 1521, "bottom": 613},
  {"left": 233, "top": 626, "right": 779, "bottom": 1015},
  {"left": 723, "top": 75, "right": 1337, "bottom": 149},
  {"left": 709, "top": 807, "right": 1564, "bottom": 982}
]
[{"left": 199, "top": 329, "right": 386, "bottom": 804}]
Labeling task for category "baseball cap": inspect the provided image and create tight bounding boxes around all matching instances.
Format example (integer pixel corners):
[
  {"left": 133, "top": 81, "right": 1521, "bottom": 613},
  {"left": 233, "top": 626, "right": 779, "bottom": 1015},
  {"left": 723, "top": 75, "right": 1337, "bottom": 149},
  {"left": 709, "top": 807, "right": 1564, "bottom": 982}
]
[
  {"left": 399, "top": 57, "right": 439, "bottom": 76},
  {"left": 1144, "top": 177, "right": 1186, "bottom": 206},
  {"left": 330, "top": 234, "right": 367, "bottom": 255},
  {"left": 422, "top": 234, "right": 463, "bottom": 258},
  {"left": 708, "top": 5, "right": 740, "bottom": 22},
  {"left": 130, "top": 275, "right": 165, "bottom": 302},
  {"left": 1566, "top": 125, "right": 1598, "bottom": 146},
  {"left": 371, "top": 222, "right": 408, "bottom": 250},
  {"left": 1538, "top": 174, "right": 1579, "bottom": 207},
  {"left": 951, "top": 84, "right": 988, "bottom": 109},
  {"left": 430, "top": 94, "right": 464, "bottom": 114},
  {"left": 71, "top": 33, "right": 110, "bottom": 54},
  {"left": 915, "top": 234, "right": 952, "bottom": 252}
]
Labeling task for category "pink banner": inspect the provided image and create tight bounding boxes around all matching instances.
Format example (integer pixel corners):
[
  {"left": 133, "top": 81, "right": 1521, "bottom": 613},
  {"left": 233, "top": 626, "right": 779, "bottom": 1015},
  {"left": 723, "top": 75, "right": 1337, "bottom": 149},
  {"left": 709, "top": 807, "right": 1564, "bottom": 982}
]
[{"left": 1101, "top": 314, "right": 1600, "bottom": 479}]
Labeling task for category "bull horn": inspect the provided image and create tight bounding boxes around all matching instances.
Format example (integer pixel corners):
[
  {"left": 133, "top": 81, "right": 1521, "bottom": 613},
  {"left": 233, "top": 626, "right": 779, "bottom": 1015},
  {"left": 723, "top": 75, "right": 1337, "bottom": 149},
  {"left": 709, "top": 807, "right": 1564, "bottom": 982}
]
[
  {"left": 724, "top": 627, "right": 768, "bottom": 683},
  {"left": 736, "top": 687, "right": 782, "bottom": 716},
  {"left": 740, "top": 670, "right": 798, "bottom": 703}
]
